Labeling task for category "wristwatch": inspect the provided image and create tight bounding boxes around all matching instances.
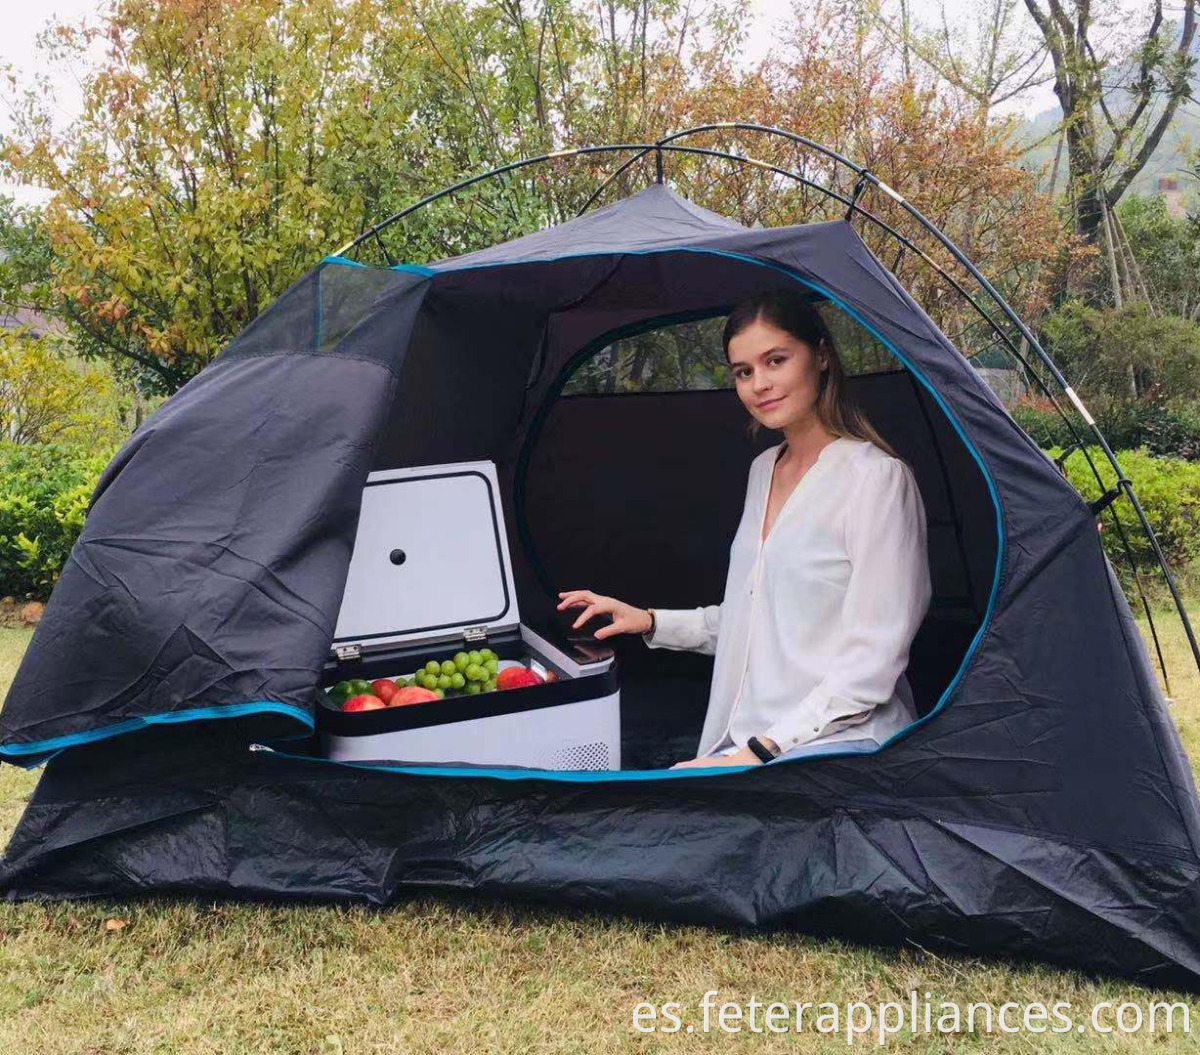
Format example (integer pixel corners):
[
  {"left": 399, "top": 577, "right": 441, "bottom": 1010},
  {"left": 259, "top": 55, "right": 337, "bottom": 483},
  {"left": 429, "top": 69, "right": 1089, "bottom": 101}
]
[{"left": 747, "top": 736, "right": 782, "bottom": 764}]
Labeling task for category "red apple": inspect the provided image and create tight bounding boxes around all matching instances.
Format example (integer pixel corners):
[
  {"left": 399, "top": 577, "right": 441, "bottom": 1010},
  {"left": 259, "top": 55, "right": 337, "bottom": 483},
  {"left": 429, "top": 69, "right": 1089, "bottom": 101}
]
[
  {"left": 371, "top": 678, "right": 398, "bottom": 704},
  {"left": 342, "top": 694, "right": 386, "bottom": 712},
  {"left": 496, "top": 666, "right": 545, "bottom": 691},
  {"left": 389, "top": 686, "right": 440, "bottom": 707}
]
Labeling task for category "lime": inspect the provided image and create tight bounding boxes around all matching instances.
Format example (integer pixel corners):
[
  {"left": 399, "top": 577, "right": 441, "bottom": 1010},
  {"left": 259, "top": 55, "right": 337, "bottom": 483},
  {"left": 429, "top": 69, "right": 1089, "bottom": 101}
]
[
  {"left": 334, "top": 680, "right": 353, "bottom": 697},
  {"left": 450, "top": 672, "right": 465, "bottom": 689},
  {"left": 349, "top": 679, "right": 373, "bottom": 695},
  {"left": 466, "top": 682, "right": 481, "bottom": 695},
  {"left": 437, "top": 674, "right": 452, "bottom": 689}
]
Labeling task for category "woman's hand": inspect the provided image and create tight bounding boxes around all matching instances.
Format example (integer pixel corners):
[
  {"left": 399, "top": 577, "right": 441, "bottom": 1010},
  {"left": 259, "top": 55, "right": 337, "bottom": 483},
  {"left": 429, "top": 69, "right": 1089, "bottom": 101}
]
[
  {"left": 556, "top": 589, "right": 652, "bottom": 640},
  {"left": 670, "top": 747, "right": 764, "bottom": 769}
]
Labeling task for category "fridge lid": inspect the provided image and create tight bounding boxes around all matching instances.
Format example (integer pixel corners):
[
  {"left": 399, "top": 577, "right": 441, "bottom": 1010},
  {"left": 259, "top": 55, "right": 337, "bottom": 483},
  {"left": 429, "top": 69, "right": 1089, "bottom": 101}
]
[{"left": 332, "top": 460, "right": 521, "bottom": 652}]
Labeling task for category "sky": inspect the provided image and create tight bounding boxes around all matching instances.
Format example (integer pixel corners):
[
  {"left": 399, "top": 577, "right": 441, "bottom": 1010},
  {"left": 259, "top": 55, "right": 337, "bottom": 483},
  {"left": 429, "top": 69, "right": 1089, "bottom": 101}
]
[{"left": 0, "top": 0, "right": 1060, "bottom": 206}]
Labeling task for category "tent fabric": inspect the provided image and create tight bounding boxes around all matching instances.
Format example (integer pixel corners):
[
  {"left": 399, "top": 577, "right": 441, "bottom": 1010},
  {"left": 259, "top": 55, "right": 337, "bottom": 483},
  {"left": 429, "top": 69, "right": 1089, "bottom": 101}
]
[{"left": 2, "top": 185, "right": 1200, "bottom": 988}]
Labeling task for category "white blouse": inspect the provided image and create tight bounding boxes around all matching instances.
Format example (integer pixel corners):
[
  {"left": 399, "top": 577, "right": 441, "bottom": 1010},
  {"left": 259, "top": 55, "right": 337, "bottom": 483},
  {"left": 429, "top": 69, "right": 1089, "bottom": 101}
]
[{"left": 645, "top": 435, "right": 932, "bottom": 758}]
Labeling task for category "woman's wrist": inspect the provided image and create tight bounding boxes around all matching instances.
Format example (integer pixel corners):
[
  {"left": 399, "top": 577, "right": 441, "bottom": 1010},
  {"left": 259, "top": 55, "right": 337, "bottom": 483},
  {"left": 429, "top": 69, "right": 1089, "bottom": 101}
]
[{"left": 642, "top": 608, "right": 656, "bottom": 636}]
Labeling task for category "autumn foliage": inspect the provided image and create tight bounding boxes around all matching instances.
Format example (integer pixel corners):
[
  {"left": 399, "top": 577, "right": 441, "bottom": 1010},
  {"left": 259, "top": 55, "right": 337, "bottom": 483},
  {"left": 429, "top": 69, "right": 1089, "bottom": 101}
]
[{"left": 2, "top": 0, "right": 1065, "bottom": 393}]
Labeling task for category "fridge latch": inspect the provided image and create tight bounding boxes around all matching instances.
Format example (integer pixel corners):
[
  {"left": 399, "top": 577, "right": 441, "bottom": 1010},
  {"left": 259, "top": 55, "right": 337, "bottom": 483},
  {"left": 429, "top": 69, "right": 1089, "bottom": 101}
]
[{"left": 463, "top": 626, "right": 488, "bottom": 644}]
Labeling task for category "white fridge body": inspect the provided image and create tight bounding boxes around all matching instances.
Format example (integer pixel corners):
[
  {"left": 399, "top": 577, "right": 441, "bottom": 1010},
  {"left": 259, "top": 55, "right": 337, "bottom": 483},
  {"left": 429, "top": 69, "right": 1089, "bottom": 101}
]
[{"left": 318, "top": 460, "right": 621, "bottom": 771}]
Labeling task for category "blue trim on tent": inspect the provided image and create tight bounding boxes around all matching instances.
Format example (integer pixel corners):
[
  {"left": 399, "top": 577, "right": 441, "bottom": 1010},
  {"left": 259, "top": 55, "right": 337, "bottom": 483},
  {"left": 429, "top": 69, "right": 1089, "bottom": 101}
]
[
  {"left": 253, "top": 743, "right": 762, "bottom": 781},
  {"left": 320, "top": 254, "right": 435, "bottom": 277},
  {"left": 0, "top": 702, "right": 314, "bottom": 768}
]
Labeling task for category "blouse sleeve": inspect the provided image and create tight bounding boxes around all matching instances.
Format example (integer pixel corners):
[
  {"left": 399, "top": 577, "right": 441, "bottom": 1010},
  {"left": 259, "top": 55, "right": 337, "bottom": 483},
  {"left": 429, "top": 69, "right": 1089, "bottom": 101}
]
[
  {"left": 642, "top": 605, "right": 721, "bottom": 656},
  {"left": 761, "top": 457, "right": 931, "bottom": 751}
]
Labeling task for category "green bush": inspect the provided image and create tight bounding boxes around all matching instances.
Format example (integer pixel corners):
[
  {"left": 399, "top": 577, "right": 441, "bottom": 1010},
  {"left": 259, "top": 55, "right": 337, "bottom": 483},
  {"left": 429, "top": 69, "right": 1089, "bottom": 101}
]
[
  {"left": 1046, "top": 445, "right": 1200, "bottom": 591},
  {"left": 1012, "top": 394, "right": 1200, "bottom": 460},
  {"left": 1011, "top": 397, "right": 1077, "bottom": 449},
  {"left": 0, "top": 443, "right": 112, "bottom": 600},
  {"left": 1040, "top": 300, "right": 1200, "bottom": 404}
]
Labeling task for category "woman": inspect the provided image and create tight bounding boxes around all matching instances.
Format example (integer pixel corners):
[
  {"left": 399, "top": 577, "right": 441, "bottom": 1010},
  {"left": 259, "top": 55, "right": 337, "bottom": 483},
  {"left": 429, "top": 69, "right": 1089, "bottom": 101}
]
[{"left": 557, "top": 288, "right": 932, "bottom": 769}]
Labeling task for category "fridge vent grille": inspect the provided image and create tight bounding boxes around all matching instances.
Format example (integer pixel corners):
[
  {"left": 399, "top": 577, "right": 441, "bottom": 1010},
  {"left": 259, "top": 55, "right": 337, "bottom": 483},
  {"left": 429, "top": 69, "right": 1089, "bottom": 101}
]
[{"left": 549, "top": 742, "right": 610, "bottom": 771}]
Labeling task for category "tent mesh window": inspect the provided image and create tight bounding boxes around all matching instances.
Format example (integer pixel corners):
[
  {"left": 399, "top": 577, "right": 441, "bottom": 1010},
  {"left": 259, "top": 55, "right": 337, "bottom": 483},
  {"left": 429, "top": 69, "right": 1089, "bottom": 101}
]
[{"left": 560, "top": 304, "right": 898, "bottom": 397}]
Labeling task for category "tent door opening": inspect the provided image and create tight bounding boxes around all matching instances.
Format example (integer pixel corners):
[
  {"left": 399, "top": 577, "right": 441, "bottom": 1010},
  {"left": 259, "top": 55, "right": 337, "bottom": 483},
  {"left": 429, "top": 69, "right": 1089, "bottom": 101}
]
[{"left": 513, "top": 310, "right": 999, "bottom": 767}]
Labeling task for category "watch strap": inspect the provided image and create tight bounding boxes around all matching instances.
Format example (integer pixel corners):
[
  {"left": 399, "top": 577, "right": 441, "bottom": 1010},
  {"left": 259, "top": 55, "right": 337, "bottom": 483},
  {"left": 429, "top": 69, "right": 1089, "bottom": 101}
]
[{"left": 747, "top": 736, "right": 779, "bottom": 764}]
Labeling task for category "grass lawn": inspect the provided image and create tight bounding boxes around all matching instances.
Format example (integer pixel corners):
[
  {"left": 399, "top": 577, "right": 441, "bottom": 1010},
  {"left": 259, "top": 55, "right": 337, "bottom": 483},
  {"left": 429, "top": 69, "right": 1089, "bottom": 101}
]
[{"left": 1, "top": 612, "right": 1199, "bottom": 1052}]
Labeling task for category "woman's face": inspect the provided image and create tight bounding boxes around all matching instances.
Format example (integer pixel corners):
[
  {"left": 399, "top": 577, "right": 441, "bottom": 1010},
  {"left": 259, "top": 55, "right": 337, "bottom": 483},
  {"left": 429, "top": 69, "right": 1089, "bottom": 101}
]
[{"left": 727, "top": 317, "right": 827, "bottom": 431}]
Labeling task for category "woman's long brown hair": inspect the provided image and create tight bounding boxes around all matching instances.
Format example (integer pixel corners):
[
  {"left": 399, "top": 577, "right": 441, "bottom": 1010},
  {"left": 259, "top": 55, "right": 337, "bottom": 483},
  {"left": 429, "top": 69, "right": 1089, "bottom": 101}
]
[{"left": 722, "top": 288, "right": 898, "bottom": 458}]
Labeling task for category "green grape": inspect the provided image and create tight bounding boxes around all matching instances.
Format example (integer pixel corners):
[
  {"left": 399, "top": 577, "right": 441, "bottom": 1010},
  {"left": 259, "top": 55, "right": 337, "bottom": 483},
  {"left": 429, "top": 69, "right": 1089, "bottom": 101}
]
[
  {"left": 450, "top": 672, "right": 465, "bottom": 689},
  {"left": 466, "top": 663, "right": 484, "bottom": 682},
  {"left": 453, "top": 652, "right": 469, "bottom": 671},
  {"left": 483, "top": 658, "right": 498, "bottom": 675},
  {"left": 466, "top": 682, "right": 481, "bottom": 695},
  {"left": 422, "top": 674, "right": 439, "bottom": 690},
  {"left": 440, "top": 659, "right": 455, "bottom": 676},
  {"left": 468, "top": 650, "right": 482, "bottom": 666},
  {"left": 437, "top": 674, "right": 452, "bottom": 689},
  {"left": 424, "top": 660, "right": 440, "bottom": 675},
  {"left": 434, "top": 688, "right": 445, "bottom": 699},
  {"left": 485, "top": 678, "right": 497, "bottom": 692},
  {"left": 479, "top": 649, "right": 496, "bottom": 663}
]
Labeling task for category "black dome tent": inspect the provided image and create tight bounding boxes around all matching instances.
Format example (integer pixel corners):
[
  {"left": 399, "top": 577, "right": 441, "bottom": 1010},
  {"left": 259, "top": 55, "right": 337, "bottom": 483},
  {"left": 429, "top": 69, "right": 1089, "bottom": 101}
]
[{"left": 4, "top": 124, "right": 1200, "bottom": 989}]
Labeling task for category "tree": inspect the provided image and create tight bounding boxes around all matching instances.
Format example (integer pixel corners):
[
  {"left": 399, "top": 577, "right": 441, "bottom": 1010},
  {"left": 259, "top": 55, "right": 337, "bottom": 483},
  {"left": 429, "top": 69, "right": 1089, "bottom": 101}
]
[
  {"left": 872, "top": 0, "right": 1053, "bottom": 121},
  {"left": 1022, "top": 0, "right": 1197, "bottom": 242},
  {"left": 1117, "top": 192, "right": 1200, "bottom": 320},
  {"left": 1, "top": 0, "right": 1064, "bottom": 397},
  {"left": 1, "top": 0, "right": 709, "bottom": 393},
  {"left": 657, "top": 1, "right": 1063, "bottom": 346},
  {"left": 0, "top": 331, "right": 127, "bottom": 447}
]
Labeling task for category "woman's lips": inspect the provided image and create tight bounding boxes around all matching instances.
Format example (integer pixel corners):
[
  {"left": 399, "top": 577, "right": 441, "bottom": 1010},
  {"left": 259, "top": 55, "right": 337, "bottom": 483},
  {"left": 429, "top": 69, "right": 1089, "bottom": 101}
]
[{"left": 757, "top": 396, "right": 784, "bottom": 410}]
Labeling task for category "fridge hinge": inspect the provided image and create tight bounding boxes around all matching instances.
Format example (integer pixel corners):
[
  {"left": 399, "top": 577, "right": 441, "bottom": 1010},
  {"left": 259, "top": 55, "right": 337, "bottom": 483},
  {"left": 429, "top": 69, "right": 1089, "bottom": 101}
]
[
  {"left": 334, "top": 643, "right": 362, "bottom": 662},
  {"left": 463, "top": 626, "right": 488, "bottom": 644}
]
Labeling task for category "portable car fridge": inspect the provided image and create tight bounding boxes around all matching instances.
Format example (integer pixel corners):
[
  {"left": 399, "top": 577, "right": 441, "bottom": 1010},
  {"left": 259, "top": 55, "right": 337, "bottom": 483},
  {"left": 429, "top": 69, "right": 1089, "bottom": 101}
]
[{"left": 317, "top": 460, "right": 621, "bottom": 770}]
